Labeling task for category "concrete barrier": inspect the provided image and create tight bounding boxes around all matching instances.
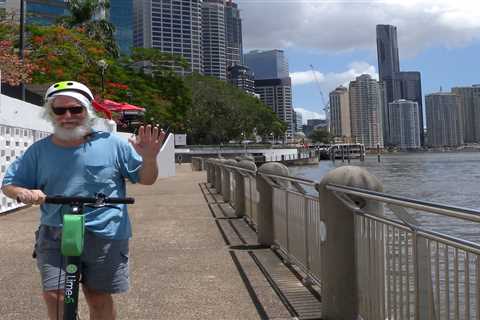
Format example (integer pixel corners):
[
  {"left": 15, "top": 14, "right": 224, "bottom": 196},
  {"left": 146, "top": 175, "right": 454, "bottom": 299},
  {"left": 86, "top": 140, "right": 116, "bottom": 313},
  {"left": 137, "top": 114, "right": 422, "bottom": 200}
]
[
  {"left": 316, "top": 166, "right": 383, "bottom": 320},
  {"left": 256, "top": 162, "right": 289, "bottom": 246}
]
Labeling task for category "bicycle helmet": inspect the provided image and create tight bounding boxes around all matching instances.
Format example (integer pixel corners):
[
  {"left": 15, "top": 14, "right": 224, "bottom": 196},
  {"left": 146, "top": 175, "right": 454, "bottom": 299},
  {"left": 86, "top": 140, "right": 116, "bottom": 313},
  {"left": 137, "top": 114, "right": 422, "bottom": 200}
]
[
  {"left": 45, "top": 81, "right": 94, "bottom": 102},
  {"left": 44, "top": 81, "right": 96, "bottom": 118}
]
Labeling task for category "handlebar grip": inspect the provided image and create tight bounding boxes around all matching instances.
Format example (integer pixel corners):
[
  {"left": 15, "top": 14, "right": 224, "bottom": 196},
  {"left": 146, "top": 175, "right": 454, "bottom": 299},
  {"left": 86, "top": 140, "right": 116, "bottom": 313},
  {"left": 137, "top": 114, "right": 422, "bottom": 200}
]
[{"left": 105, "top": 197, "right": 135, "bottom": 204}]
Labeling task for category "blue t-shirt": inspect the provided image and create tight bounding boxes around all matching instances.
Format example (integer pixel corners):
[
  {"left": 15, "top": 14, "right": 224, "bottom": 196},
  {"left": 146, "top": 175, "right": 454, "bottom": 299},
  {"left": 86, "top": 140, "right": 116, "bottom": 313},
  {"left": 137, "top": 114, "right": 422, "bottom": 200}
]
[{"left": 1, "top": 131, "right": 142, "bottom": 240}]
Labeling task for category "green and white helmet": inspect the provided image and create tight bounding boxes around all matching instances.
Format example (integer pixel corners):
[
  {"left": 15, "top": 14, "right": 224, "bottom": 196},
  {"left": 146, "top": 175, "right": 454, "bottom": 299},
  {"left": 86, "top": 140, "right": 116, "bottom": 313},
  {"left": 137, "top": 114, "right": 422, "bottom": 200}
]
[
  {"left": 44, "top": 81, "right": 96, "bottom": 117},
  {"left": 45, "top": 81, "right": 94, "bottom": 102}
]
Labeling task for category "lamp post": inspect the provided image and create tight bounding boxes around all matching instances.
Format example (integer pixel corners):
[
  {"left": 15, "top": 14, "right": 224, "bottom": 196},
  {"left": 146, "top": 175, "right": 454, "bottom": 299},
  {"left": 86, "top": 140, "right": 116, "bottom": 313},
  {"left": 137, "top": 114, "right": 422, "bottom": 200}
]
[
  {"left": 19, "top": 0, "right": 26, "bottom": 100},
  {"left": 97, "top": 59, "right": 108, "bottom": 98}
]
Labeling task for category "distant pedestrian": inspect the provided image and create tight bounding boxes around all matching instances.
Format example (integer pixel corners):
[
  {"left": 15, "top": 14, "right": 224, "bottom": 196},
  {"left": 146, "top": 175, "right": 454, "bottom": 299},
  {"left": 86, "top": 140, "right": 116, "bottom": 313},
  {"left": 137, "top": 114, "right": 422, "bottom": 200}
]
[{"left": 176, "top": 154, "right": 183, "bottom": 165}]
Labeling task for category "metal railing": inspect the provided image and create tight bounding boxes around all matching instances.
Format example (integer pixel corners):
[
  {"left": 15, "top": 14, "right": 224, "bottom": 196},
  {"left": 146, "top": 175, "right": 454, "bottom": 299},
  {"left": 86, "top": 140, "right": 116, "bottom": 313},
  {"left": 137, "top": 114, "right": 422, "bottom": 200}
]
[{"left": 205, "top": 158, "right": 480, "bottom": 320}]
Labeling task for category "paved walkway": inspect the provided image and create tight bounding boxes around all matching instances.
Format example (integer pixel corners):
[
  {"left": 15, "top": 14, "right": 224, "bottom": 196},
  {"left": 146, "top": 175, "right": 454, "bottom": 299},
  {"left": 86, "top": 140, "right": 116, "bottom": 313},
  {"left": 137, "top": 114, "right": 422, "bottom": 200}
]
[{"left": 0, "top": 165, "right": 321, "bottom": 319}]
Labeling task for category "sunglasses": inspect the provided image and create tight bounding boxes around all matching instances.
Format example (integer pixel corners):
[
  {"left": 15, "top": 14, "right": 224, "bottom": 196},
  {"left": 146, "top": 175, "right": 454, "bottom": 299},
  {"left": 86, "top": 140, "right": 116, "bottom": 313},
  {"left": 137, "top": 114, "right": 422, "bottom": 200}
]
[{"left": 51, "top": 106, "right": 85, "bottom": 115}]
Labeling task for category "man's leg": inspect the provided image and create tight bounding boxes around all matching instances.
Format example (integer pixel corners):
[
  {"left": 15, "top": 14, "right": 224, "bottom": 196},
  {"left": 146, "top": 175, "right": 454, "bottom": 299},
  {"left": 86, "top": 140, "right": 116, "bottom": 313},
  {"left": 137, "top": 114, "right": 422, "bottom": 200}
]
[
  {"left": 82, "top": 285, "right": 116, "bottom": 320},
  {"left": 43, "top": 290, "right": 64, "bottom": 320}
]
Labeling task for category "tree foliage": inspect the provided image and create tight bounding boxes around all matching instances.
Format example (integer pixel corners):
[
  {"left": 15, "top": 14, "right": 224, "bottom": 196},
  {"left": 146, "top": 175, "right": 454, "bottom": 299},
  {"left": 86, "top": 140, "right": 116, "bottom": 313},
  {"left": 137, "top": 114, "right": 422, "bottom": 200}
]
[
  {"left": 0, "top": 14, "right": 37, "bottom": 85},
  {"left": 185, "top": 74, "right": 287, "bottom": 144},
  {"left": 308, "top": 129, "right": 333, "bottom": 144}
]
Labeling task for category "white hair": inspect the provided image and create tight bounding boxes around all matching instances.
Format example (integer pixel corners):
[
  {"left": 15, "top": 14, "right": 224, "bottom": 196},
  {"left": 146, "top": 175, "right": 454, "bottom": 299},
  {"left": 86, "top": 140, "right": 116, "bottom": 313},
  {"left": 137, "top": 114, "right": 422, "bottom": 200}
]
[{"left": 42, "top": 95, "right": 98, "bottom": 141}]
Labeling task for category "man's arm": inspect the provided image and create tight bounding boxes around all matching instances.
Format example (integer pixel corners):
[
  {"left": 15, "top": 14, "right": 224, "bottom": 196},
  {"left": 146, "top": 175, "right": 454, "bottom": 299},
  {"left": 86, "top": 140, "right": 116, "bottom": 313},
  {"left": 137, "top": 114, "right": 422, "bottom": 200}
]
[
  {"left": 138, "top": 157, "right": 158, "bottom": 185},
  {"left": 1, "top": 184, "right": 46, "bottom": 205}
]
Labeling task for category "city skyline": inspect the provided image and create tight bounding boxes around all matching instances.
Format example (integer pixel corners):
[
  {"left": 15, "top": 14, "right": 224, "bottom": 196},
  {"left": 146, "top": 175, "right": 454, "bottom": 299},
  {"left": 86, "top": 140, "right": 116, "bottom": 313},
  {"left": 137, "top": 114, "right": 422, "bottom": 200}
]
[{"left": 236, "top": 0, "right": 480, "bottom": 123}]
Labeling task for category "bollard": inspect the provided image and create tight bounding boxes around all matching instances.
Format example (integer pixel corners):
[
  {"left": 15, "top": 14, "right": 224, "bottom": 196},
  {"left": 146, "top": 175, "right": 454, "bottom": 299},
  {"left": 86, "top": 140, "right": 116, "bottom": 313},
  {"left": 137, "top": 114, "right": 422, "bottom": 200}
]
[
  {"left": 207, "top": 159, "right": 214, "bottom": 186},
  {"left": 221, "top": 159, "right": 237, "bottom": 202},
  {"left": 234, "top": 160, "right": 257, "bottom": 217},
  {"left": 215, "top": 159, "right": 224, "bottom": 194},
  {"left": 256, "top": 162, "right": 289, "bottom": 246},
  {"left": 316, "top": 166, "right": 383, "bottom": 320}
]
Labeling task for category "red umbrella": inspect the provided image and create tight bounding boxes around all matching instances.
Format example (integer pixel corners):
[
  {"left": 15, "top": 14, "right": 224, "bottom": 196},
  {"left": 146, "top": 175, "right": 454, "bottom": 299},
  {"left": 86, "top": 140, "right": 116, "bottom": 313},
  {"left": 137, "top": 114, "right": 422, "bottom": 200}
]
[
  {"left": 92, "top": 100, "right": 112, "bottom": 120},
  {"left": 100, "top": 99, "right": 146, "bottom": 113}
]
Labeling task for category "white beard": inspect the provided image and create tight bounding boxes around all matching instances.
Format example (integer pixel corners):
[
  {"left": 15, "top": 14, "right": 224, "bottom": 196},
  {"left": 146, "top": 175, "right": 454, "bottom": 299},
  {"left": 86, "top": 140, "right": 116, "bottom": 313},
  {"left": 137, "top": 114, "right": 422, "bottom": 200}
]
[{"left": 53, "top": 122, "right": 92, "bottom": 141}]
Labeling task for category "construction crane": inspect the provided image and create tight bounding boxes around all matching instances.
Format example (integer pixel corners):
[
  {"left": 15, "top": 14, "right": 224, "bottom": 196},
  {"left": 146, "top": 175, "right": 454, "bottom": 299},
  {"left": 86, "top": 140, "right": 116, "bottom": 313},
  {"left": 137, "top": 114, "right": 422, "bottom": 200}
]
[{"left": 309, "top": 64, "right": 330, "bottom": 131}]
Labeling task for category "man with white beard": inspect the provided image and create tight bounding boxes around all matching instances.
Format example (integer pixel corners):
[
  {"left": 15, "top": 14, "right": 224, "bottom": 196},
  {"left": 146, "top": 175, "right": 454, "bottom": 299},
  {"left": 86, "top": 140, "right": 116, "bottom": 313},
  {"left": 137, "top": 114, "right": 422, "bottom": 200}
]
[{"left": 1, "top": 81, "right": 165, "bottom": 320}]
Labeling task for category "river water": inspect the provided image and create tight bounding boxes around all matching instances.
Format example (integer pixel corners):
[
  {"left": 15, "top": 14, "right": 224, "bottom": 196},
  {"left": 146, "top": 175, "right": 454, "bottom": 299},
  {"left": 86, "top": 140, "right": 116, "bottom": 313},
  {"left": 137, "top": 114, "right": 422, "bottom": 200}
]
[{"left": 289, "top": 152, "right": 480, "bottom": 240}]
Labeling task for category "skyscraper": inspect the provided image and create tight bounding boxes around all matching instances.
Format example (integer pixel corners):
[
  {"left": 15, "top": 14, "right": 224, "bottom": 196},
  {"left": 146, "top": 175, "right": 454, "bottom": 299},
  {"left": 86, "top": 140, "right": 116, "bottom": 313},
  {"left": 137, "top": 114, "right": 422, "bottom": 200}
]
[
  {"left": 109, "top": 0, "right": 134, "bottom": 54},
  {"left": 202, "top": 0, "right": 226, "bottom": 79},
  {"left": 376, "top": 24, "right": 424, "bottom": 146},
  {"left": 394, "top": 71, "right": 424, "bottom": 145},
  {"left": 376, "top": 25, "right": 400, "bottom": 104},
  {"left": 224, "top": 0, "right": 243, "bottom": 67},
  {"left": 426, "top": 93, "right": 463, "bottom": 147},
  {"left": 294, "top": 110, "right": 303, "bottom": 133},
  {"left": 388, "top": 99, "right": 421, "bottom": 149},
  {"left": 451, "top": 86, "right": 480, "bottom": 143},
  {"left": 244, "top": 50, "right": 289, "bottom": 80},
  {"left": 246, "top": 49, "right": 293, "bottom": 139},
  {"left": 349, "top": 74, "right": 384, "bottom": 148},
  {"left": 134, "top": 0, "right": 203, "bottom": 75},
  {"left": 227, "top": 65, "right": 255, "bottom": 95},
  {"left": 255, "top": 78, "right": 294, "bottom": 139},
  {"left": 329, "top": 86, "right": 351, "bottom": 139}
]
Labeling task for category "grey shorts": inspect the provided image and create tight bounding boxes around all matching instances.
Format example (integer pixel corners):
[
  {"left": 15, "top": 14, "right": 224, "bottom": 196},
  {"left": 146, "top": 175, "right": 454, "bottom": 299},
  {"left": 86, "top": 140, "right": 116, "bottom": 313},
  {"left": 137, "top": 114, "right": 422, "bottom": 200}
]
[{"left": 34, "top": 225, "right": 129, "bottom": 293}]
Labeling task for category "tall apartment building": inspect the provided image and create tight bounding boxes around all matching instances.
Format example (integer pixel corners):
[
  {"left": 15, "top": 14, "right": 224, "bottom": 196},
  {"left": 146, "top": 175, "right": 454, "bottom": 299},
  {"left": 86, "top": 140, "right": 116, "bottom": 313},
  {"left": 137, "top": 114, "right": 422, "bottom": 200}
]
[
  {"left": 255, "top": 78, "right": 294, "bottom": 139},
  {"left": 202, "top": 0, "right": 226, "bottom": 79},
  {"left": 224, "top": 0, "right": 242, "bottom": 67},
  {"left": 349, "top": 74, "right": 384, "bottom": 148},
  {"left": 388, "top": 99, "right": 421, "bottom": 149},
  {"left": 246, "top": 49, "right": 293, "bottom": 138},
  {"left": 426, "top": 93, "right": 464, "bottom": 147},
  {"left": 293, "top": 110, "right": 303, "bottom": 133},
  {"left": 134, "top": 0, "right": 203, "bottom": 74},
  {"left": 227, "top": 64, "right": 255, "bottom": 95},
  {"left": 395, "top": 71, "right": 424, "bottom": 145},
  {"left": 451, "top": 86, "right": 480, "bottom": 143},
  {"left": 329, "top": 85, "right": 351, "bottom": 139},
  {"left": 244, "top": 49, "right": 289, "bottom": 80}
]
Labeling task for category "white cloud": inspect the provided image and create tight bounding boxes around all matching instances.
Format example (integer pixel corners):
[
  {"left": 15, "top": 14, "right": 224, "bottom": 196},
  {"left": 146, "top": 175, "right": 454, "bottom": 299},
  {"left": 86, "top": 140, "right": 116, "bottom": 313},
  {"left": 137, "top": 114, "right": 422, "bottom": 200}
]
[
  {"left": 290, "top": 61, "right": 378, "bottom": 94},
  {"left": 294, "top": 107, "right": 325, "bottom": 123},
  {"left": 237, "top": 0, "right": 480, "bottom": 56}
]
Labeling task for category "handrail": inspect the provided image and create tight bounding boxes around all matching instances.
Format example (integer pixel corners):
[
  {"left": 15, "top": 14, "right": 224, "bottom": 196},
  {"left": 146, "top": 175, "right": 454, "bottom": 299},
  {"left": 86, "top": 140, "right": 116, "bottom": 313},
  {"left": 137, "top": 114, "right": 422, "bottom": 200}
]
[
  {"left": 213, "top": 161, "right": 317, "bottom": 186},
  {"left": 326, "top": 183, "right": 480, "bottom": 223}
]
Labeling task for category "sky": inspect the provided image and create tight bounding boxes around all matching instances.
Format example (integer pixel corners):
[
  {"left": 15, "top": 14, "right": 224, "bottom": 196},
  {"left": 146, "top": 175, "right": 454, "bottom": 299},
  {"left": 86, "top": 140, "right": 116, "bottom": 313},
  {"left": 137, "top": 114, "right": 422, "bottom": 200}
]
[{"left": 236, "top": 0, "right": 480, "bottom": 123}]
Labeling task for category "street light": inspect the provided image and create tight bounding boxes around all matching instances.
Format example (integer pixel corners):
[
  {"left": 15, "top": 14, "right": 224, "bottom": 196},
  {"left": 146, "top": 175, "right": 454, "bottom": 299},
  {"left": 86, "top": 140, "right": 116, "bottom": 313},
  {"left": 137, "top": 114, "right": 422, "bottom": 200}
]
[{"left": 97, "top": 59, "right": 108, "bottom": 98}]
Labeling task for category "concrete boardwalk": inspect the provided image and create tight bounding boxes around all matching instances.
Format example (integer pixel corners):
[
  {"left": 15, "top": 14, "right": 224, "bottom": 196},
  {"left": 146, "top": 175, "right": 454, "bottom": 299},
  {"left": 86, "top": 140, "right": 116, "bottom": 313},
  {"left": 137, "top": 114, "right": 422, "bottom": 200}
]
[{"left": 0, "top": 165, "right": 321, "bottom": 319}]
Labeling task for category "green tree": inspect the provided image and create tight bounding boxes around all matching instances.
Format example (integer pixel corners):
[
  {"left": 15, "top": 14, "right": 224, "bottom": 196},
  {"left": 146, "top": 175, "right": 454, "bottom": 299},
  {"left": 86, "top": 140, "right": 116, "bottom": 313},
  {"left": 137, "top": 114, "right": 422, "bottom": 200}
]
[
  {"left": 184, "top": 74, "right": 287, "bottom": 144},
  {"left": 308, "top": 129, "right": 332, "bottom": 144}
]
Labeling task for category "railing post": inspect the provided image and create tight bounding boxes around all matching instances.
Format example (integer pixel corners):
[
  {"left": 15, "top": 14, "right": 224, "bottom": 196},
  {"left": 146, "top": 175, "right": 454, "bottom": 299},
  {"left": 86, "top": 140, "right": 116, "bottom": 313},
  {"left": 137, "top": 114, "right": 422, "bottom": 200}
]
[
  {"left": 222, "top": 159, "right": 237, "bottom": 202},
  {"left": 234, "top": 160, "right": 256, "bottom": 217},
  {"left": 316, "top": 166, "right": 383, "bottom": 320},
  {"left": 256, "top": 162, "right": 289, "bottom": 246},
  {"left": 215, "top": 159, "right": 223, "bottom": 193},
  {"left": 207, "top": 159, "right": 215, "bottom": 186},
  {"left": 415, "top": 236, "right": 436, "bottom": 320}
]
